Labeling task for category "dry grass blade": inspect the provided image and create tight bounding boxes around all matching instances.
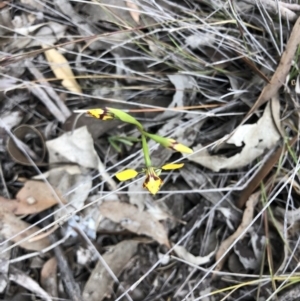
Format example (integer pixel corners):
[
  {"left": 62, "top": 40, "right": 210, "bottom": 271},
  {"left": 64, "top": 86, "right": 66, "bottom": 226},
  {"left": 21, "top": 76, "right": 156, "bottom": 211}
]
[
  {"left": 214, "top": 193, "right": 259, "bottom": 274},
  {"left": 242, "top": 16, "right": 300, "bottom": 124}
]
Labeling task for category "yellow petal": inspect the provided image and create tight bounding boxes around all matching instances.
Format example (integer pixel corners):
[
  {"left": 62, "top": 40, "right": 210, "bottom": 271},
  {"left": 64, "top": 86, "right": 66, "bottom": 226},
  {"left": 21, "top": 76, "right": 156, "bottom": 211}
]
[
  {"left": 115, "top": 169, "right": 138, "bottom": 181},
  {"left": 172, "top": 143, "right": 193, "bottom": 154},
  {"left": 143, "top": 176, "right": 163, "bottom": 195},
  {"left": 143, "top": 168, "right": 163, "bottom": 195},
  {"left": 87, "top": 109, "right": 114, "bottom": 120},
  {"left": 161, "top": 163, "right": 184, "bottom": 170}
]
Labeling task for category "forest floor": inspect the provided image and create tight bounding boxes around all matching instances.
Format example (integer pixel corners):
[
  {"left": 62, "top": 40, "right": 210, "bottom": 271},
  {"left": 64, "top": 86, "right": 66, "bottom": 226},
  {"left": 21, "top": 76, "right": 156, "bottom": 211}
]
[{"left": 1, "top": 1, "right": 300, "bottom": 300}]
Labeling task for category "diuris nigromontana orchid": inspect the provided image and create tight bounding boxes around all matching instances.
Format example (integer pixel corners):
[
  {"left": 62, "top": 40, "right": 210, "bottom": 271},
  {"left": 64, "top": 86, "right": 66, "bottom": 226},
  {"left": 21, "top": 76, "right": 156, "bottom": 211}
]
[
  {"left": 74, "top": 107, "right": 194, "bottom": 194},
  {"left": 115, "top": 163, "right": 184, "bottom": 195}
]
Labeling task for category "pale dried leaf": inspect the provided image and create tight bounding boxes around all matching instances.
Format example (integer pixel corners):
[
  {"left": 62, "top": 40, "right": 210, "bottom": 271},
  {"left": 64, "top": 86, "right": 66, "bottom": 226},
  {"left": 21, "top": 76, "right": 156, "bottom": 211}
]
[
  {"left": 126, "top": 0, "right": 140, "bottom": 23},
  {"left": 83, "top": 240, "right": 139, "bottom": 301},
  {"left": 189, "top": 98, "right": 281, "bottom": 171},
  {"left": 99, "top": 202, "right": 170, "bottom": 247},
  {"left": 173, "top": 245, "right": 216, "bottom": 266},
  {"left": 42, "top": 45, "right": 82, "bottom": 94},
  {"left": 214, "top": 193, "right": 259, "bottom": 273},
  {"left": 0, "top": 208, "right": 50, "bottom": 251},
  {"left": 46, "top": 130, "right": 98, "bottom": 168},
  {"left": 46, "top": 126, "right": 116, "bottom": 190}
]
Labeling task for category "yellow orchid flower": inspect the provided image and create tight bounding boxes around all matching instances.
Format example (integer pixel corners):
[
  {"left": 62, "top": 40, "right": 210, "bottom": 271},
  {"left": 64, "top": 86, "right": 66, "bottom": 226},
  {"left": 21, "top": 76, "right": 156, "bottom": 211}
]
[
  {"left": 142, "top": 132, "right": 193, "bottom": 154},
  {"left": 115, "top": 163, "right": 184, "bottom": 195},
  {"left": 75, "top": 107, "right": 143, "bottom": 128},
  {"left": 86, "top": 108, "right": 115, "bottom": 120},
  {"left": 168, "top": 139, "right": 193, "bottom": 154}
]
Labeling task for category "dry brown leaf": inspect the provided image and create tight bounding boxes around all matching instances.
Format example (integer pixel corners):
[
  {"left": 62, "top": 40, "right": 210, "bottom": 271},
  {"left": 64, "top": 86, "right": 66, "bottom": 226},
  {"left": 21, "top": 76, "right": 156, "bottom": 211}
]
[
  {"left": 42, "top": 45, "right": 82, "bottom": 94},
  {"left": 0, "top": 207, "right": 50, "bottom": 251},
  {"left": 40, "top": 257, "right": 58, "bottom": 298},
  {"left": 126, "top": 0, "right": 140, "bottom": 23},
  {"left": 214, "top": 193, "right": 259, "bottom": 274},
  {"left": 12, "top": 180, "right": 65, "bottom": 215},
  {"left": 241, "top": 16, "right": 300, "bottom": 124},
  {"left": 83, "top": 240, "right": 138, "bottom": 301},
  {"left": 99, "top": 202, "right": 170, "bottom": 247}
]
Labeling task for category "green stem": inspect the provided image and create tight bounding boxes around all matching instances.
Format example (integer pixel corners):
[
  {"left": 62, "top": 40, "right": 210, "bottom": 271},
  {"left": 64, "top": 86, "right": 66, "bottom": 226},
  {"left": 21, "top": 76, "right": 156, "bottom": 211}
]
[{"left": 141, "top": 134, "right": 152, "bottom": 167}]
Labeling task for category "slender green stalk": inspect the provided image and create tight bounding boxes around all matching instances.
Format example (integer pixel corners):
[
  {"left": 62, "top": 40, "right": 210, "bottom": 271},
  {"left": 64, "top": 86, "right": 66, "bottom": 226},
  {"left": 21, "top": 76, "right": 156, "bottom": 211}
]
[{"left": 141, "top": 135, "right": 152, "bottom": 167}]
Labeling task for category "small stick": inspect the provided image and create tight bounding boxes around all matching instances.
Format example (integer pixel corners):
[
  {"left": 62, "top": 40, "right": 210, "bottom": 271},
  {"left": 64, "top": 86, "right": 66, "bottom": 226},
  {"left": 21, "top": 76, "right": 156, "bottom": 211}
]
[
  {"left": 74, "top": 104, "right": 222, "bottom": 115},
  {"left": 48, "top": 232, "right": 83, "bottom": 301}
]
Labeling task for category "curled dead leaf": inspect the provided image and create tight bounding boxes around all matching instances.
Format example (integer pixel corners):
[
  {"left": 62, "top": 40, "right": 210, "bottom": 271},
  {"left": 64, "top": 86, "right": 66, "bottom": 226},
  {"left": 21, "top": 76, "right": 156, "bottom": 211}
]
[{"left": 7, "top": 125, "right": 46, "bottom": 166}]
